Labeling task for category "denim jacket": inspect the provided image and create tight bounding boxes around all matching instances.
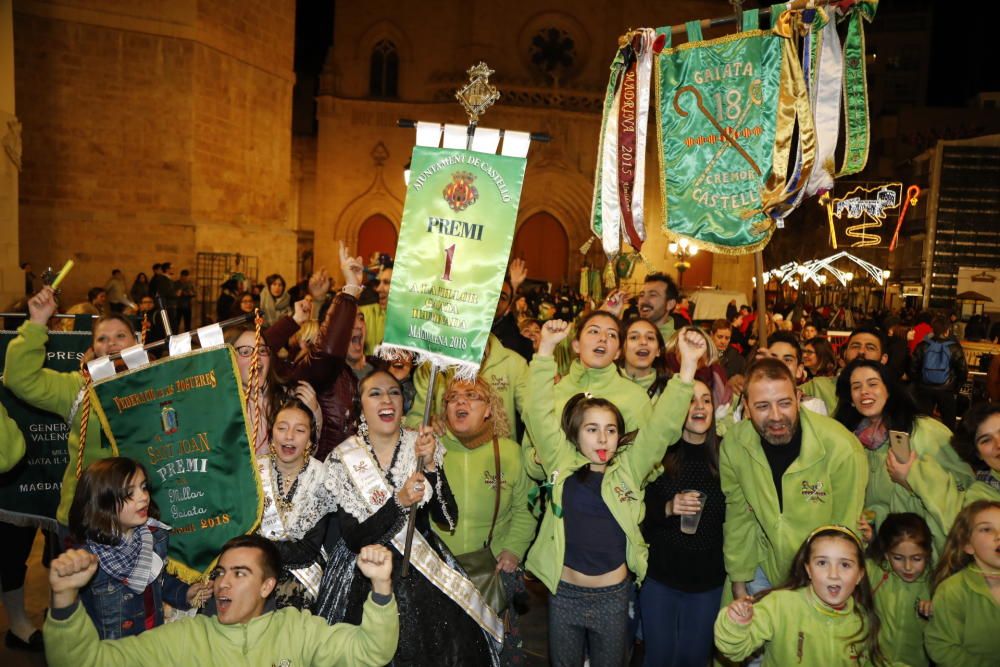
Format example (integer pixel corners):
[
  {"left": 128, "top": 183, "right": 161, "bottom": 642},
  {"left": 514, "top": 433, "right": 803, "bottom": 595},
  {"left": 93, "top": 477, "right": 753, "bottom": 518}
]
[{"left": 79, "top": 526, "right": 192, "bottom": 639}]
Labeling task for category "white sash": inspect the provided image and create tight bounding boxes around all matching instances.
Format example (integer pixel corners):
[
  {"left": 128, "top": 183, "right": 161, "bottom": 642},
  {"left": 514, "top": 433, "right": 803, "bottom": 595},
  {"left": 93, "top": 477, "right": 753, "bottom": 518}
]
[
  {"left": 804, "top": 16, "right": 842, "bottom": 197},
  {"left": 258, "top": 461, "right": 323, "bottom": 599},
  {"left": 339, "top": 437, "right": 504, "bottom": 642}
]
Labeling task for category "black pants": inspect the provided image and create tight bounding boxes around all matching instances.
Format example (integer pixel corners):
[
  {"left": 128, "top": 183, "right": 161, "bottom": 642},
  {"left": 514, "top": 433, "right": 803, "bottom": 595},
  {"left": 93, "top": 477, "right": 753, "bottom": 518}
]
[
  {"left": 916, "top": 385, "right": 958, "bottom": 430},
  {"left": 0, "top": 522, "right": 36, "bottom": 592},
  {"left": 549, "top": 579, "right": 632, "bottom": 667}
]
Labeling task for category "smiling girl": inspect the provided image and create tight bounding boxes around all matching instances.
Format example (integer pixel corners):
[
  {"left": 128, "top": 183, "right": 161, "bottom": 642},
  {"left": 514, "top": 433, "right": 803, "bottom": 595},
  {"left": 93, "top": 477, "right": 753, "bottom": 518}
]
[
  {"left": 68, "top": 458, "right": 209, "bottom": 639},
  {"left": 256, "top": 399, "right": 326, "bottom": 609},
  {"left": 867, "top": 513, "right": 934, "bottom": 666},
  {"left": 925, "top": 500, "right": 1000, "bottom": 665},
  {"left": 834, "top": 359, "right": 974, "bottom": 551},
  {"left": 715, "top": 526, "right": 883, "bottom": 666},
  {"left": 617, "top": 318, "right": 669, "bottom": 398}
]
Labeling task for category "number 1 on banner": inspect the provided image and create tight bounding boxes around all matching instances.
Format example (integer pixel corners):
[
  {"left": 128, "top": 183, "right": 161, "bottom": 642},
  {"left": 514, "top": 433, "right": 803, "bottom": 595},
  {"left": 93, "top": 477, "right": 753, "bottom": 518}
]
[{"left": 441, "top": 244, "right": 456, "bottom": 281}]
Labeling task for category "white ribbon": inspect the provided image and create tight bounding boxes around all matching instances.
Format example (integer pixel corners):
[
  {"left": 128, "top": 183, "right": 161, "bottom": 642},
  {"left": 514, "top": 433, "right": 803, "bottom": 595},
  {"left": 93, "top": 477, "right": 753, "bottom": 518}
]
[
  {"left": 443, "top": 124, "right": 469, "bottom": 149},
  {"left": 86, "top": 356, "right": 115, "bottom": 381},
  {"left": 805, "top": 16, "right": 842, "bottom": 196},
  {"left": 119, "top": 344, "right": 150, "bottom": 370},
  {"left": 500, "top": 131, "right": 531, "bottom": 158},
  {"left": 471, "top": 127, "right": 501, "bottom": 154},
  {"left": 195, "top": 324, "right": 224, "bottom": 349},
  {"left": 168, "top": 332, "right": 193, "bottom": 356},
  {"left": 416, "top": 121, "right": 443, "bottom": 148}
]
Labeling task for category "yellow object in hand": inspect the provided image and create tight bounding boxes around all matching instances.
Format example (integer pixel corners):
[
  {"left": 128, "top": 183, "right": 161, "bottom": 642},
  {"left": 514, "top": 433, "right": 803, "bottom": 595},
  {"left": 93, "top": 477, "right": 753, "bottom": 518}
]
[{"left": 51, "top": 260, "right": 75, "bottom": 289}]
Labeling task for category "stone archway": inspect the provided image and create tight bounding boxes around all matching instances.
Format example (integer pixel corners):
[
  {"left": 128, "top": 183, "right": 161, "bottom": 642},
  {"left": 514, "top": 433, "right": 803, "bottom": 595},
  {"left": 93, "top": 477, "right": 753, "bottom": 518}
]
[
  {"left": 512, "top": 212, "right": 569, "bottom": 288},
  {"left": 357, "top": 213, "right": 398, "bottom": 265}
]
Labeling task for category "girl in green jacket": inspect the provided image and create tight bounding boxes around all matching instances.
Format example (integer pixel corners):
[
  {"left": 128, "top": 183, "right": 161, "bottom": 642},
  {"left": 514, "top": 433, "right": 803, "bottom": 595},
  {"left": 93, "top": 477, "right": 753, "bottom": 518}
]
[
  {"left": 522, "top": 310, "right": 652, "bottom": 481},
  {"left": 834, "top": 358, "right": 974, "bottom": 552},
  {"left": 716, "top": 526, "right": 883, "bottom": 666},
  {"left": 866, "top": 513, "right": 934, "bottom": 667},
  {"left": 617, "top": 318, "right": 669, "bottom": 398},
  {"left": 524, "top": 320, "right": 702, "bottom": 667},
  {"left": 925, "top": 500, "right": 1000, "bottom": 666}
]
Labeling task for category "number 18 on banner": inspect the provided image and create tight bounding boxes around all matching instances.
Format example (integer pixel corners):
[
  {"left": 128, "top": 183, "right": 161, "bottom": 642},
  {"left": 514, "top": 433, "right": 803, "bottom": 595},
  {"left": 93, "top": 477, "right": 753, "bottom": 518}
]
[{"left": 380, "top": 143, "right": 528, "bottom": 378}]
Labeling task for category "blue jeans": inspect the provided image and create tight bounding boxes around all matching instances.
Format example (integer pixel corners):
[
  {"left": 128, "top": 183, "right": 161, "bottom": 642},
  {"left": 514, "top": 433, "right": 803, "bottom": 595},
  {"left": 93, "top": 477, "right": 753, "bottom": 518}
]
[{"left": 639, "top": 577, "right": 722, "bottom": 667}]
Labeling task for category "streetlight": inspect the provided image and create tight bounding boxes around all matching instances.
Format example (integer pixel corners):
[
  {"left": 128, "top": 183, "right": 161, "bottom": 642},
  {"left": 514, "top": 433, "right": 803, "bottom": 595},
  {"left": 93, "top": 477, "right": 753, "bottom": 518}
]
[
  {"left": 668, "top": 237, "right": 698, "bottom": 291},
  {"left": 882, "top": 270, "right": 891, "bottom": 310}
]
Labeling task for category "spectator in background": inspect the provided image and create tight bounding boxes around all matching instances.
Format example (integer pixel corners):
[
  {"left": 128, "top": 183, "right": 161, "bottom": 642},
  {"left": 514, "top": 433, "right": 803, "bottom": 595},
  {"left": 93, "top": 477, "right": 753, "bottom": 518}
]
[
  {"left": 148, "top": 262, "right": 176, "bottom": 328},
  {"left": 20, "top": 262, "right": 35, "bottom": 297},
  {"left": 104, "top": 269, "right": 133, "bottom": 314},
  {"left": 491, "top": 259, "right": 533, "bottom": 361},
  {"left": 216, "top": 279, "right": 239, "bottom": 323},
  {"left": 129, "top": 272, "right": 149, "bottom": 306},
  {"left": 801, "top": 337, "right": 838, "bottom": 378},
  {"left": 909, "top": 311, "right": 933, "bottom": 354},
  {"left": 711, "top": 318, "right": 745, "bottom": 380},
  {"left": 910, "top": 316, "right": 968, "bottom": 430},
  {"left": 260, "top": 274, "right": 292, "bottom": 328},
  {"left": 175, "top": 269, "right": 196, "bottom": 332},
  {"left": 61, "top": 288, "right": 107, "bottom": 331}
]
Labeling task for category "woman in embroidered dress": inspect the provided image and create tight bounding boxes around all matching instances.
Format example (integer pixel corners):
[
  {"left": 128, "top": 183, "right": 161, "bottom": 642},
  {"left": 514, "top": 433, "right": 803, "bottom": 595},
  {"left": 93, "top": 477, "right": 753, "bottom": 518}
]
[
  {"left": 256, "top": 398, "right": 326, "bottom": 610},
  {"left": 283, "top": 370, "right": 501, "bottom": 666}
]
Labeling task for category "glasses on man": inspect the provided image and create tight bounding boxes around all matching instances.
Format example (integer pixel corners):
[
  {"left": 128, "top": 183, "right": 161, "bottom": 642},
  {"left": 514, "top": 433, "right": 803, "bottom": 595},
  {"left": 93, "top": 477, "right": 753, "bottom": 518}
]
[
  {"left": 444, "top": 391, "right": 485, "bottom": 404},
  {"left": 235, "top": 345, "right": 271, "bottom": 358}
]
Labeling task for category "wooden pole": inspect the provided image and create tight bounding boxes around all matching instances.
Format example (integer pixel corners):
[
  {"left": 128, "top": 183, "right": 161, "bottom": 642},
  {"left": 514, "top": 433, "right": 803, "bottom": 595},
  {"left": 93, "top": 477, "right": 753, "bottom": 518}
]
[{"left": 754, "top": 250, "right": 768, "bottom": 348}]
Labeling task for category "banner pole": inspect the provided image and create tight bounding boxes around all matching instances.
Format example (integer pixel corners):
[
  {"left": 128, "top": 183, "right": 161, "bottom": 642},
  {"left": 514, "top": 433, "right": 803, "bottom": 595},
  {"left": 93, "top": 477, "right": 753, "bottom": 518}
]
[
  {"left": 401, "top": 363, "right": 440, "bottom": 577},
  {"left": 754, "top": 250, "right": 768, "bottom": 348}
]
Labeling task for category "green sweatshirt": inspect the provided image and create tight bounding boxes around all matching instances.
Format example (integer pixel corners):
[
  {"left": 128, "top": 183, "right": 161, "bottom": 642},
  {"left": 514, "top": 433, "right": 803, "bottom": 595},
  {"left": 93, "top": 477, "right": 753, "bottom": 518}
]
[
  {"left": 908, "top": 462, "right": 999, "bottom": 540},
  {"left": 405, "top": 334, "right": 528, "bottom": 439},
  {"left": 925, "top": 567, "right": 1000, "bottom": 667},
  {"left": 0, "top": 403, "right": 26, "bottom": 473},
  {"left": 522, "top": 355, "right": 692, "bottom": 594},
  {"left": 720, "top": 409, "right": 868, "bottom": 584},
  {"left": 714, "top": 587, "right": 876, "bottom": 666},
  {"left": 3, "top": 321, "right": 100, "bottom": 525},
  {"left": 521, "top": 358, "right": 652, "bottom": 481},
  {"left": 44, "top": 595, "right": 398, "bottom": 667},
  {"left": 358, "top": 303, "right": 386, "bottom": 356},
  {"left": 867, "top": 560, "right": 931, "bottom": 667},
  {"left": 801, "top": 375, "right": 838, "bottom": 414},
  {"left": 657, "top": 319, "right": 676, "bottom": 345},
  {"left": 432, "top": 432, "right": 538, "bottom": 560},
  {"left": 862, "top": 417, "right": 974, "bottom": 554}
]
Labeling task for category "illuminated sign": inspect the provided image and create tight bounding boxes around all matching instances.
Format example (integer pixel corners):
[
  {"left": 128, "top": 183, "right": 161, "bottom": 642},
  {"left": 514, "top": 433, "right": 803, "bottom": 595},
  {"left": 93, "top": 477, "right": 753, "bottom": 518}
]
[{"left": 831, "top": 182, "right": 903, "bottom": 248}]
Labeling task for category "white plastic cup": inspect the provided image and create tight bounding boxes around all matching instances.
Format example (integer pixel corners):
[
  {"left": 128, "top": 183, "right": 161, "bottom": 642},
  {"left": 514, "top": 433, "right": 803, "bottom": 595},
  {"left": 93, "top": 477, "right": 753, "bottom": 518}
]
[{"left": 679, "top": 490, "right": 707, "bottom": 535}]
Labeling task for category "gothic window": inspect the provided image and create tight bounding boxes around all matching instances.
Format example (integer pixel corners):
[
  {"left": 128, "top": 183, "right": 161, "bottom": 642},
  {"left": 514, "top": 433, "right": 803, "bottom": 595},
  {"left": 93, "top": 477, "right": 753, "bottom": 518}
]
[{"left": 369, "top": 40, "right": 399, "bottom": 98}]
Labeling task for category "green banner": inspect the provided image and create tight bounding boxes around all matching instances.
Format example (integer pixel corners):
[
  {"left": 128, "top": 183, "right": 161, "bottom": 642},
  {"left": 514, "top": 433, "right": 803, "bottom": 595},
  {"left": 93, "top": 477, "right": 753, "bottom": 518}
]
[
  {"left": 89, "top": 346, "right": 262, "bottom": 581},
  {"left": 0, "top": 330, "right": 91, "bottom": 528},
  {"left": 656, "top": 7, "right": 813, "bottom": 254},
  {"left": 383, "top": 145, "right": 526, "bottom": 374}
]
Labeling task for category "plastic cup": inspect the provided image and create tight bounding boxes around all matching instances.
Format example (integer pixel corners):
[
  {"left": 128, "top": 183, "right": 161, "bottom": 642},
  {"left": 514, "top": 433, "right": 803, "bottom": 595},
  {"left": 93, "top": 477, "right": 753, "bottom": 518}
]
[{"left": 679, "top": 490, "right": 707, "bottom": 535}]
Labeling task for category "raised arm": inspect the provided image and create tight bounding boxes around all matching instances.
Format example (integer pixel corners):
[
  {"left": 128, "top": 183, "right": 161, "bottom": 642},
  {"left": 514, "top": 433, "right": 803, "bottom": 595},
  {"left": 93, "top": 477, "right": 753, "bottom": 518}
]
[
  {"left": 523, "top": 320, "right": 576, "bottom": 473},
  {"left": 3, "top": 286, "right": 82, "bottom": 418}
]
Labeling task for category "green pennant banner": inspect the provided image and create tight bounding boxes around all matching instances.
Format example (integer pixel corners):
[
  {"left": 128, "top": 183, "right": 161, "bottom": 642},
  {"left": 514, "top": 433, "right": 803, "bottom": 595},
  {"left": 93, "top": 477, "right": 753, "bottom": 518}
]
[
  {"left": 655, "top": 6, "right": 814, "bottom": 254},
  {"left": 382, "top": 145, "right": 527, "bottom": 375},
  {"left": 89, "top": 346, "right": 262, "bottom": 581},
  {"left": 0, "top": 330, "right": 91, "bottom": 528}
]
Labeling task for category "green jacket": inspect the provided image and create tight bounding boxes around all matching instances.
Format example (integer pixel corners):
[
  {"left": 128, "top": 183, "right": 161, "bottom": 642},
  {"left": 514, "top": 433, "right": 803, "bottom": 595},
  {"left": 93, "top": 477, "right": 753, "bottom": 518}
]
[
  {"left": 521, "top": 358, "right": 652, "bottom": 481},
  {"left": 405, "top": 334, "right": 528, "bottom": 438},
  {"left": 925, "top": 567, "right": 1000, "bottom": 667},
  {"left": 44, "top": 595, "right": 398, "bottom": 667},
  {"left": 522, "top": 355, "right": 692, "bottom": 594},
  {"left": 861, "top": 417, "right": 974, "bottom": 555},
  {"left": 908, "top": 462, "right": 999, "bottom": 541},
  {"left": 3, "top": 321, "right": 101, "bottom": 525},
  {"left": 801, "top": 375, "right": 838, "bottom": 414},
  {"left": 0, "top": 403, "right": 26, "bottom": 473},
  {"left": 358, "top": 303, "right": 386, "bottom": 356},
  {"left": 432, "top": 432, "right": 538, "bottom": 560},
  {"left": 714, "top": 587, "right": 876, "bottom": 666},
  {"left": 720, "top": 409, "right": 868, "bottom": 584},
  {"left": 657, "top": 319, "right": 676, "bottom": 345},
  {"left": 867, "top": 559, "right": 930, "bottom": 667}
]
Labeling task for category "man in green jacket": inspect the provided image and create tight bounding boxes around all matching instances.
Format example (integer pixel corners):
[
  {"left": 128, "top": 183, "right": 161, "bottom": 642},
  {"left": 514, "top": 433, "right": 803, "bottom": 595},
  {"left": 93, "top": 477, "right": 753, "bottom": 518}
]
[
  {"left": 358, "top": 264, "right": 392, "bottom": 355},
  {"left": 723, "top": 358, "right": 868, "bottom": 600},
  {"left": 44, "top": 535, "right": 399, "bottom": 667},
  {"left": 636, "top": 273, "right": 678, "bottom": 343}
]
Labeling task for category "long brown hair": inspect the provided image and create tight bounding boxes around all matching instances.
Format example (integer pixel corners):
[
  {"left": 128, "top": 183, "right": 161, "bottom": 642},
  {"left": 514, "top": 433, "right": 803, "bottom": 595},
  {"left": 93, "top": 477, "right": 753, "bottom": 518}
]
[
  {"left": 68, "top": 457, "right": 158, "bottom": 545},
  {"left": 933, "top": 500, "right": 1000, "bottom": 591},
  {"left": 661, "top": 379, "right": 719, "bottom": 479},
  {"left": 761, "top": 527, "right": 883, "bottom": 665}
]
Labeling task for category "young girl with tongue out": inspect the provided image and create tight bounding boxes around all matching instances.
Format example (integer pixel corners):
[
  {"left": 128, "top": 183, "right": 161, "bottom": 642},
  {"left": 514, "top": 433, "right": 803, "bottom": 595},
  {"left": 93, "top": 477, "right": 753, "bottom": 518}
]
[
  {"left": 523, "top": 320, "right": 703, "bottom": 667},
  {"left": 715, "top": 526, "right": 883, "bottom": 666}
]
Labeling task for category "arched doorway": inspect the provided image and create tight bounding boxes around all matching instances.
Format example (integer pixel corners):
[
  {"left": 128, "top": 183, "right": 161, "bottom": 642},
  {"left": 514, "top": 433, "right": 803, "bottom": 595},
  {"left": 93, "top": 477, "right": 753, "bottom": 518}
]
[
  {"left": 357, "top": 214, "right": 398, "bottom": 265},
  {"left": 512, "top": 212, "right": 569, "bottom": 288}
]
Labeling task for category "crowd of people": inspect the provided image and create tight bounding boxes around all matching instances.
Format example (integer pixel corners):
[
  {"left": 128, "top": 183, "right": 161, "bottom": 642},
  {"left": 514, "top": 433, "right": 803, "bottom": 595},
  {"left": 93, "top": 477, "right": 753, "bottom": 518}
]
[{"left": 0, "top": 249, "right": 998, "bottom": 667}]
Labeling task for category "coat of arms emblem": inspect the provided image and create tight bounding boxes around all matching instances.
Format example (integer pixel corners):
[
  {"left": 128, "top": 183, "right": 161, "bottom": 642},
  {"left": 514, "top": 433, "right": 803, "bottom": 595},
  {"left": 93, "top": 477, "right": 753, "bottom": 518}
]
[{"left": 443, "top": 171, "right": 479, "bottom": 212}]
